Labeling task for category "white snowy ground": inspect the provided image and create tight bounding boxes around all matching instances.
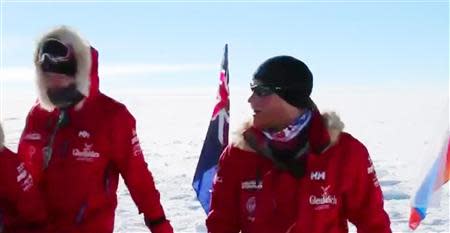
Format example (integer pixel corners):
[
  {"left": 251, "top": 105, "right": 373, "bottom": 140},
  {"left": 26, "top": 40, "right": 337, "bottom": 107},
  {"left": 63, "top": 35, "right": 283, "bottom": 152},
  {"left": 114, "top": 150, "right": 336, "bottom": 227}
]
[{"left": 1, "top": 84, "right": 448, "bottom": 233}]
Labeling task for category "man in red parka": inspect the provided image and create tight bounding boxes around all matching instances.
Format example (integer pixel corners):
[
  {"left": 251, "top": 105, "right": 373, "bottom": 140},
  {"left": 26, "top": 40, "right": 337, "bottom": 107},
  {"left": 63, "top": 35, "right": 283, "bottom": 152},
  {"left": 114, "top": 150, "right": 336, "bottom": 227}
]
[
  {"left": 0, "top": 123, "right": 46, "bottom": 233},
  {"left": 17, "top": 26, "right": 173, "bottom": 233},
  {"left": 206, "top": 56, "right": 391, "bottom": 233}
]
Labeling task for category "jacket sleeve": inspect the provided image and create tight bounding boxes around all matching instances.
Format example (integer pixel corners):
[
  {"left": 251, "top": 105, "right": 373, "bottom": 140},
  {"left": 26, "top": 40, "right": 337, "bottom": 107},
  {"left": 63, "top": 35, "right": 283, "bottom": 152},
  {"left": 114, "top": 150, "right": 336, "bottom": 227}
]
[
  {"left": 1, "top": 121, "right": 46, "bottom": 224},
  {"left": 18, "top": 108, "right": 44, "bottom": 183},
  {"left": 110, "top": 108, "right": 173, "bottom": 233},
  {"left": 346, "top": 141, "right": 392, "bottom": 233},
  {"left": 0, "top": 147, "right": 47, "bottom": 224},
  {"left": 206, "top": 146, "right": 241, "bottom": 233}
]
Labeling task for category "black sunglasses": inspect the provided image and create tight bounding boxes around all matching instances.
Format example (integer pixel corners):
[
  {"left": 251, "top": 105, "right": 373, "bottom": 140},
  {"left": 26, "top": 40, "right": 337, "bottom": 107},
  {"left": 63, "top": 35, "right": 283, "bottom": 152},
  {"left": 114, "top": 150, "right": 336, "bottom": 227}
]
[{"left": 250, "top": 83, "right": 283, "bottom": 97}]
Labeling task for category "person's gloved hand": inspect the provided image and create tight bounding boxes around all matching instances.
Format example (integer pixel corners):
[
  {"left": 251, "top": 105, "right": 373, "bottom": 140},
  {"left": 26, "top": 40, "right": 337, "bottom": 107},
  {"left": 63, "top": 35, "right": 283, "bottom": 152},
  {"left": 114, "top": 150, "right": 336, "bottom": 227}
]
[
  {"left": 145, "top": 217, "right": 174, "bottom": 233},
  {"left": 149, "top": 220, "right": 174, "bottom": 233}
]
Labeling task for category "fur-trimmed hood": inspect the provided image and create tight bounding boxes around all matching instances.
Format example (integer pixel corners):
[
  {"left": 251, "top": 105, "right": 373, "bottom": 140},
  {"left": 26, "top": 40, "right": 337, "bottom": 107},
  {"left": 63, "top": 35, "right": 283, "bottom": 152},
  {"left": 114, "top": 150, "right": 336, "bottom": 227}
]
[
  {"left": 233, "top": 111, "right": 345, "bottom": 153},
  {"left": 34, "top": 26, "right": 99, "bottom": 111}
]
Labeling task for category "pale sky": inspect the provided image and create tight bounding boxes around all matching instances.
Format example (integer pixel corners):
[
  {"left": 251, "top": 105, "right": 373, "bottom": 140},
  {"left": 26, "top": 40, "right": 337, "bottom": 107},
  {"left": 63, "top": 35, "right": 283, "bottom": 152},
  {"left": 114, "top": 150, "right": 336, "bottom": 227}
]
[{"left": 1, "top": 0, "right": 448, "bottom": 90}]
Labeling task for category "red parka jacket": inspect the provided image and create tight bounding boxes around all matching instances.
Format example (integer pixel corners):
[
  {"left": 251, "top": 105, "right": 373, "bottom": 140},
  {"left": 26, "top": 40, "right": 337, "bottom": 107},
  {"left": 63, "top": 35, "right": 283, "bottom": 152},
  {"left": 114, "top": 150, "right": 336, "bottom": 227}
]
[
  {"left": 206, "top": 112, "right": 391, "bottom": 233},
  {"left": 17, "top": 26, "right": 172, "bottom": 233}
]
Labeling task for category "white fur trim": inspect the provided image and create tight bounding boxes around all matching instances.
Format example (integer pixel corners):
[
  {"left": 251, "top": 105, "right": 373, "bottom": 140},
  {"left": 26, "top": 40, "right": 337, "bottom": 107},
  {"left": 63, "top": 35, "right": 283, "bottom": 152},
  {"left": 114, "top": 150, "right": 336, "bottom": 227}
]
[
  {"left": 232, "top": 111, "right": 345, "bottom": 151},
  {"left": 322, "top": 111, "right": 345, "bottom": 145},
  {"left": 231, "top": 118, "right": 255, "bottom": 152},
  {"left": 34, "top": 26, "right": 92, "bottom": 111}
]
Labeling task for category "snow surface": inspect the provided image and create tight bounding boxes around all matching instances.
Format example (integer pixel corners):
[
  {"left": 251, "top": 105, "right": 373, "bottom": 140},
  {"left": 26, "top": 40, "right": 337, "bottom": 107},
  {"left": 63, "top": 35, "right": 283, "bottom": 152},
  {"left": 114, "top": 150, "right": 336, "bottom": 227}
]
[{"left": 1, "top": 85, "right": 449, "bottom": 233}]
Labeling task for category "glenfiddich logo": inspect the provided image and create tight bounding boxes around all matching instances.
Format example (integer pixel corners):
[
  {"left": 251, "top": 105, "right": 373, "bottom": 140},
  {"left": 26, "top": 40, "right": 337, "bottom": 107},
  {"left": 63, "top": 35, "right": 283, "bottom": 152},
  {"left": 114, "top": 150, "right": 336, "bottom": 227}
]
[
  {"left": 73, "top": 143, "right": 100, "bottom": 160},
  {"left": 309, "top": 185, "right": 337, "bottom": 208}
]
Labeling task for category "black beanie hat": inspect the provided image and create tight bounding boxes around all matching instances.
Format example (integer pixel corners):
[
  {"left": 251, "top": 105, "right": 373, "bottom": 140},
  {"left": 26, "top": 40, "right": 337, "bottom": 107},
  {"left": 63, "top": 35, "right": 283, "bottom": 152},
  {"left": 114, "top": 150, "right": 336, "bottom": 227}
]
[
  {"left": 253, "top": 55, "right": 313, "bottom": 108},
  {"left": 39, "top": 38, "right": 77, "bottom": 77}
]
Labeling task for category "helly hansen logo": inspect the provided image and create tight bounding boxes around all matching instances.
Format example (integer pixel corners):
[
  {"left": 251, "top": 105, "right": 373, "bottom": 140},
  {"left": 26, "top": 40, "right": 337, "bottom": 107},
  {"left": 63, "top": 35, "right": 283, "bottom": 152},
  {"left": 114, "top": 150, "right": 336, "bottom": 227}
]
[
  {"left": 310, "top": 171, "right": 326, "bottom": 180},
  {"left": 78, "top": 130, "right": 90, "bottom": 139}
]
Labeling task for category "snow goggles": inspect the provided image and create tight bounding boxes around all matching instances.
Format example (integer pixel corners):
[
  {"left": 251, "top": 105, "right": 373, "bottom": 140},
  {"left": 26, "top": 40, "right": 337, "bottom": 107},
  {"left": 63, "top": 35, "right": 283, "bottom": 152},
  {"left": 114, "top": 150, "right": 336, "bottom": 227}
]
[
  {"left": 38, "top": 38, "right": 73, "bottom": 64},
  {"left": 38, "top": 38, "right": 77, "bottom": 76},
  {"left": 250, "top": 83, "right": 283, "bottom": 97}
]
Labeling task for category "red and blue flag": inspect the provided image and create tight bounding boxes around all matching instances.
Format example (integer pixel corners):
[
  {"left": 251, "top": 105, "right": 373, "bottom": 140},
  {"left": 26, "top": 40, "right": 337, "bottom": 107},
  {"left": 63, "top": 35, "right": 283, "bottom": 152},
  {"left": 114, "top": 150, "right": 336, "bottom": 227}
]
[
  {"left": 409, "top": 131, "right": 449, "bottom": 230},
  {"left": 192, "top": 44, "right": 230, "bottom": 213}
]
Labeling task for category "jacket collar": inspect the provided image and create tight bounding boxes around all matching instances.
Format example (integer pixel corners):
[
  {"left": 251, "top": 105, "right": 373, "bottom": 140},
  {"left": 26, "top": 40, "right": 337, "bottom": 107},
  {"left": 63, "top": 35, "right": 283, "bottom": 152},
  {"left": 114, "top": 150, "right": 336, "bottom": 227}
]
[{"left": 233, "top": 110, "right": 344, "bottom": 154}]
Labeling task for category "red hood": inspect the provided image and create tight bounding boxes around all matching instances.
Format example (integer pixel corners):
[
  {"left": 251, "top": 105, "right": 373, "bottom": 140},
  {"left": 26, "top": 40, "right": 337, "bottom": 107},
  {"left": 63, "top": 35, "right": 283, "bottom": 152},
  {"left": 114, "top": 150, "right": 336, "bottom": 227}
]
[{"left": 88, "top": 47, "right": 100, "bottom": 98}]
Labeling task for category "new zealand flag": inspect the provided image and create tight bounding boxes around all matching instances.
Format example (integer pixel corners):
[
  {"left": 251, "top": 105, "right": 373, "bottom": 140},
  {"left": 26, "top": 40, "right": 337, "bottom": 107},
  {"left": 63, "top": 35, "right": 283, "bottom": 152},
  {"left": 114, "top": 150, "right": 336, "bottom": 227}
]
[{"left": 192, "top": 44, "right": 229, "bottom": 213}]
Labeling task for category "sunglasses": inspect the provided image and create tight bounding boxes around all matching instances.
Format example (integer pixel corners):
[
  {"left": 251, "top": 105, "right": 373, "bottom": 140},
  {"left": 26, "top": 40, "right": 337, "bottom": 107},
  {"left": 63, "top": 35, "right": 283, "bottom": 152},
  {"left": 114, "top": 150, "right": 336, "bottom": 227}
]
[
  {"left": 38, "top": 38, "right": 73, "bottom": 64},
  {"left": 250, "top": 83, "right": 283, "bottom": 97}
]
